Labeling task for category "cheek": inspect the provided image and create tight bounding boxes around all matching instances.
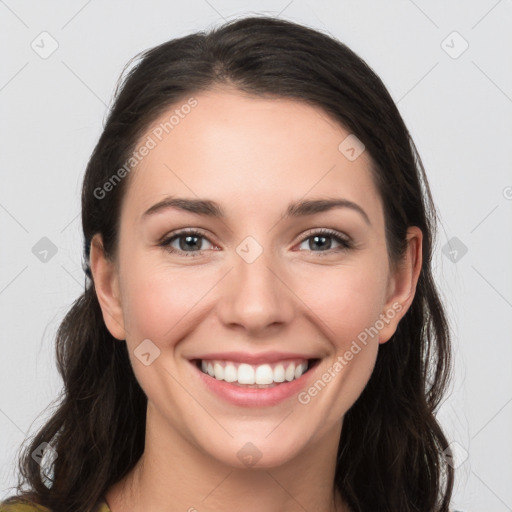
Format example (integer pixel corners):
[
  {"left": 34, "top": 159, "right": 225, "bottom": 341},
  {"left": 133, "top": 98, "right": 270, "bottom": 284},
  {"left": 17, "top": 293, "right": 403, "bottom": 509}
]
[
  {"left": 292, "top": 260, "right": 387, "bottom": 346},
  {"left": 120, "top": 262, "right": 217, "bottom": 345},
  {"left": 121, "top": 246, "right": 388, "bottom": 352},
  {"left": 321, "top": 344, "right": 378, "bottom": 428}
]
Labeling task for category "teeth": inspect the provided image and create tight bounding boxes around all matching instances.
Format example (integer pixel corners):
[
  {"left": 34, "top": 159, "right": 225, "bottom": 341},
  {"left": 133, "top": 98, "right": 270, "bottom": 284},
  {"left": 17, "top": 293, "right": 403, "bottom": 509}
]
[
  {"left": 255, "top": 364, "right": 274, "bottom": 385},
  {"left": 294, "top": 364, "right": 304, "bottom": 379},
  {"left": 213, "top": 362, "right": 224, "bottom": 381},
  {"left": 285, "top": 364, "right": 295, "bottom": 382},
  {"left": 198, "top": 359, "right": 310, "bottom": 385},
  {"left": 273, "top": 364, "right": 285, "bottom": 383},
  {"left": 238, "top": 363, "right": 255, "bottom": 384},
  {"left": 224, "top": 363, "right": 237, "bottom": 383}
]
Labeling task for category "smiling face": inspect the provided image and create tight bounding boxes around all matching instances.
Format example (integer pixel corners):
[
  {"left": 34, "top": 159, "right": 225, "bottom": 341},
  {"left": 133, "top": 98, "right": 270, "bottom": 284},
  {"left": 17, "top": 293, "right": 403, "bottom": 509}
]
[{"left": 90, "top": 87, "right": 421, "bottom": 471}]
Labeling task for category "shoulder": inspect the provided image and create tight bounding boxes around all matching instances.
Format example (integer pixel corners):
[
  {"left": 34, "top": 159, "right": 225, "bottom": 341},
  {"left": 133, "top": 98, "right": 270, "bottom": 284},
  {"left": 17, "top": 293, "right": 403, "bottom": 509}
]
[
  {"left": 0, "top": 499, "right": 110, "bottom": 512},
  {"left": 0, "top": 502, "right": 51, "bottom": 512}
]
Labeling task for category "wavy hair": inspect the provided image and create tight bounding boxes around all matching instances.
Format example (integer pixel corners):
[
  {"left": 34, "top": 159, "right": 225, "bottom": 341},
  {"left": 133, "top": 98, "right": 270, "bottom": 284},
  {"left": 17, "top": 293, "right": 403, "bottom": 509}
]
[{"left": 2, "top": 15, "right": 454, "bottom": 512}]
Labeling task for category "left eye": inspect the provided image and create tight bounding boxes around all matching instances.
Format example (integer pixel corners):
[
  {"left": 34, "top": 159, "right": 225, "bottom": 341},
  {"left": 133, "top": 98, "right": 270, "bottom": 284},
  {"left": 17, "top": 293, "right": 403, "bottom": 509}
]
[{"left": 296, "top": 230, "right": 352, "bottom": 253}]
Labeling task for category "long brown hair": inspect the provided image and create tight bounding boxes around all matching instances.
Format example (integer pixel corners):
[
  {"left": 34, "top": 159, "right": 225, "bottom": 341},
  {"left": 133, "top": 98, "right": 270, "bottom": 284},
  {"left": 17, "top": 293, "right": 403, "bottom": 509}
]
[{"left": 2, "top": 15, "right": 454, "bottom": 512}]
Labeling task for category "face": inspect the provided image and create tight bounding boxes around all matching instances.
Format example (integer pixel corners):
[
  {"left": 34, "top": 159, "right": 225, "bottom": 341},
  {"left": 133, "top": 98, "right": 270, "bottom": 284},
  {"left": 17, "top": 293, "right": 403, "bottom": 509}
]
[{"left": 91, "top": 87, "right": 421, "bottom": 470}]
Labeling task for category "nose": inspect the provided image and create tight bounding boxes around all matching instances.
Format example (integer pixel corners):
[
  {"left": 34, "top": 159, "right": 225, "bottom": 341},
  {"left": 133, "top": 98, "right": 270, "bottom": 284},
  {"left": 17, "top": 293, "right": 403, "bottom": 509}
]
[{"left": 216, "top": 245, "right": 295, "bottom": 336}]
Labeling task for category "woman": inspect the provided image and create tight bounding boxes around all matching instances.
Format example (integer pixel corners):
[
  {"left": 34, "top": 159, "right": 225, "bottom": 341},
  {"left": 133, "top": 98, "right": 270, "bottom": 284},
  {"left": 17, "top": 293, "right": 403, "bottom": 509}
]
[{"left": 1, "top": 15, "right": 455, "bottom": 512}]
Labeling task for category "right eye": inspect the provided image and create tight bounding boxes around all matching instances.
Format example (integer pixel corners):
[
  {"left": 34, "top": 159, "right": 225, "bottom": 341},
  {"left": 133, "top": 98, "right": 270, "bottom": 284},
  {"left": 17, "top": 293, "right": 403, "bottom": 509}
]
[{"left": 159, "top": 229, "right": 216, "bottom": 257}]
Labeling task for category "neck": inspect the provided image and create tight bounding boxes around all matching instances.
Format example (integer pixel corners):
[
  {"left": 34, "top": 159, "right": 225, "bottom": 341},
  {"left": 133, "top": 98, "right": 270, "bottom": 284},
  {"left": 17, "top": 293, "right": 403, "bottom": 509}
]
[{"left": 106, "top": 402, "right": 348, "bottom": 512}]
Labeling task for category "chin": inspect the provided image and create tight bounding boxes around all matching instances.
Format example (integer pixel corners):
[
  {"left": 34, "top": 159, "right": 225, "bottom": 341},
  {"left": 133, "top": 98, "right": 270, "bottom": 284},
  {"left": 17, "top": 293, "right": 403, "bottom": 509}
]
[{"left": 199, "top": 431, "right": 308, "bottom": 470}]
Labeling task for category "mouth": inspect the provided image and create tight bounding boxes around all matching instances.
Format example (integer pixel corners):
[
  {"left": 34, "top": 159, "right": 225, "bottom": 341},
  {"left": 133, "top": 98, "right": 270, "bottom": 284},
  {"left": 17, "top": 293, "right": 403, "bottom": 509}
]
[{"left": 191, "top": 358, "right": 321, "bottom": 389}]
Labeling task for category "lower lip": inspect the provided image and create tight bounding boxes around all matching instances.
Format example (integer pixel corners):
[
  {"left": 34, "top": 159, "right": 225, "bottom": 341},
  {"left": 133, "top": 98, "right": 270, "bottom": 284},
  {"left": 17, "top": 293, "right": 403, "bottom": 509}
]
[{"left": 190, "top": 360, "right": 319, "bottom": 408}]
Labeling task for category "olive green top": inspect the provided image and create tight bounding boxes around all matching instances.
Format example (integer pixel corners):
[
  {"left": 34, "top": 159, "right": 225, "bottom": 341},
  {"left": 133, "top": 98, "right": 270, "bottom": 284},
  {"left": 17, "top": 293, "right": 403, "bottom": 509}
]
[
  {"left": 0, "top": 498, "right": 466, "bottom": 511},
  {"left": 0, "top": 498, "right": 111, "bottom": 512}
]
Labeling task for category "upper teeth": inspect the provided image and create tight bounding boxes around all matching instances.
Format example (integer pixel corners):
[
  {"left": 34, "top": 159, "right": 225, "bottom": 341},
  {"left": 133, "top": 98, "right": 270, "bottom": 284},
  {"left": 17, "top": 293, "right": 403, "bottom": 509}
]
[{"left": 200, "top": 359, "right": 309, "bottom": 385}]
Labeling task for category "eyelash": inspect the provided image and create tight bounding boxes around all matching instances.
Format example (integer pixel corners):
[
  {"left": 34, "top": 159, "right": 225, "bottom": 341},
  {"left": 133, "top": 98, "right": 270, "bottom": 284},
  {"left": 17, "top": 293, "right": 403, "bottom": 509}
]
[{"left": 159, "top": 228, "right": 353, "bottom": 258}]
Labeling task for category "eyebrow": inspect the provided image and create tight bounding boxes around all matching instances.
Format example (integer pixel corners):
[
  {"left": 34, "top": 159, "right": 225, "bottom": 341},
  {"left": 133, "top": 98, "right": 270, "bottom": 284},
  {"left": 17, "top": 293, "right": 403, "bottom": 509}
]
[{"left": 142, "top": 196, "right": 371, "bottom": 226}]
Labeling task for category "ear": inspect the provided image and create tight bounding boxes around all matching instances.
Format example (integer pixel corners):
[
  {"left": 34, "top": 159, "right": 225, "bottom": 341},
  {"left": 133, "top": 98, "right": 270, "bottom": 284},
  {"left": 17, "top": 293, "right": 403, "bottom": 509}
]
[
  {"left": 378, "top": 226, "right": 423, "bottom": 345},
  {"left": 89, "top": 233, "right": 126, "bottom": 341}
]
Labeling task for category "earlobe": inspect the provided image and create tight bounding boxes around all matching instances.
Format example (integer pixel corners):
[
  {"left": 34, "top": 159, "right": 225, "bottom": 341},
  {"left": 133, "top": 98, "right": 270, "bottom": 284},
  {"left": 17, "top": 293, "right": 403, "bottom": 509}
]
[
  {"left": 378, "top": 226, "right": 423, "bottom": 345},
  {"left": 89, "top": 233, "right": 126, "bottom": 341}
]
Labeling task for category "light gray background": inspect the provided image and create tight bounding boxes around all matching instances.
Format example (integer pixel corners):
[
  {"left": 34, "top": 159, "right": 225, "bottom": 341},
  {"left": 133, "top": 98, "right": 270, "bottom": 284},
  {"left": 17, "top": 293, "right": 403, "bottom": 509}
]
[{"left": 1, "top": 1, "right": 511, "bottom": 510}]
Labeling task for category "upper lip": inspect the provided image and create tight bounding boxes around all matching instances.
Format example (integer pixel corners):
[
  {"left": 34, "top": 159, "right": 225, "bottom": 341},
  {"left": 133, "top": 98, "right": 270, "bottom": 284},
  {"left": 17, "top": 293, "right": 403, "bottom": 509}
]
[{"left": 189, "top": 351, "right": 319, "bottom": 365}]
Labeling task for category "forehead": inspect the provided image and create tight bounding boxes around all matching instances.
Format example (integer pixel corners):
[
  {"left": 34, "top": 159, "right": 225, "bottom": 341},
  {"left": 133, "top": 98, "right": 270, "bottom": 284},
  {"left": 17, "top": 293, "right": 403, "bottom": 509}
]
[{"left": 121, "top": 88, "right": 383, "bottom": 227}]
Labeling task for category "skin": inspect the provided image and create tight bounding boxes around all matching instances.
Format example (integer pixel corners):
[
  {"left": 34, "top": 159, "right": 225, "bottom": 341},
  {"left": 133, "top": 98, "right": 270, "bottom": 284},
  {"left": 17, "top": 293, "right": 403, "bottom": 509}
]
[{"left": 90, "top": 87, "right": 422, "bottom": 512}]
